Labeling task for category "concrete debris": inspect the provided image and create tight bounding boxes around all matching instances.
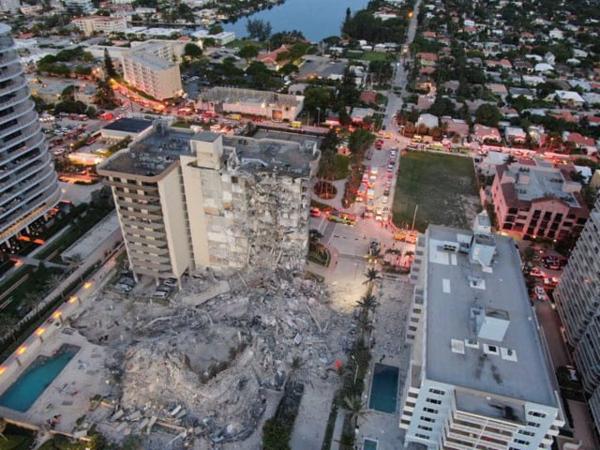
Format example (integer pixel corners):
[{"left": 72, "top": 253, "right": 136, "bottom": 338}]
[{"left": 72, "top": 267, "right": 351, "bottom": 448}]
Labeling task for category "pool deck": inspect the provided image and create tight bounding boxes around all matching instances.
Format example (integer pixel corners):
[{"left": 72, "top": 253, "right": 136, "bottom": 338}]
[
  {"left": 0, "top": 330, "right": 112, "bottom": 435},
  {"left": 358, "top": 277, "right": 413, "bottom": 450}
]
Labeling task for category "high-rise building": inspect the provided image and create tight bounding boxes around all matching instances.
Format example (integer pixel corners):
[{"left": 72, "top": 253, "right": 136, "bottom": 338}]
[
  {"left": 121, "top": 41, "right": 183, "bottom": 100},
  {"left": 554, "top": 195, "right": 600, "bottom": 430},
  {"left": 0, "top": 0, "right": 20, "bottom": 13},
  {"left": 0, "top": 24, "right": 60, "bottom": 246},
  {"left": 399, "top": 214, "right": 564, "bottom": 450},
  {"left": 64, "top": 0, "right": 95, "bottom": 14},
  {"left": 97, "top": 122, "right": 320, "bottom": 282}
]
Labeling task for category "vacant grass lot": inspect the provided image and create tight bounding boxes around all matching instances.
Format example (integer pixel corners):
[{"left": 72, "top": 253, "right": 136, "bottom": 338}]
[{"left": 392, "top": 151, "right": 479, "bottom": 231}]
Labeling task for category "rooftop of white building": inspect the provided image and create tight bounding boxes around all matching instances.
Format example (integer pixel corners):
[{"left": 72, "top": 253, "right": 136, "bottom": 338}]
[{"left": 423, "top": 224, "right": 558, "bottom": 408}]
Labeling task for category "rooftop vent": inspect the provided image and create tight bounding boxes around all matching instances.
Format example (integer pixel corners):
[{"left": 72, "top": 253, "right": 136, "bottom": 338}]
[{"left": 451, "top": 339, "right": 465, "bottom": 354}]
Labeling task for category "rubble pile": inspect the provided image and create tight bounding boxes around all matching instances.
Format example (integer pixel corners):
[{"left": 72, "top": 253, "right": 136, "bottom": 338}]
[{"left": 74, "top": 269, "right": 351, "bottom": 445}]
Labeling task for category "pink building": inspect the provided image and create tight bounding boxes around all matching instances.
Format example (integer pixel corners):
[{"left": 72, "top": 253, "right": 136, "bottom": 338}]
[{"left": 491, "top": 162, "right": 589, "bottom": 240}]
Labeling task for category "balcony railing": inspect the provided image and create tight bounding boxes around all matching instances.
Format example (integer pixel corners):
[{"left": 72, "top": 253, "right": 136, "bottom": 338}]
[{"left": 0, "top": 170, "right": 56, "bottom": 217}]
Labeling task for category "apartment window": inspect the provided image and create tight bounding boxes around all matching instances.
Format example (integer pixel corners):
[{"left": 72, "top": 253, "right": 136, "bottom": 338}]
[
  {"left": 418, "top": 425, "right": 432, "bottom": 432},
  {"left": 428, "top": 388, "right": 445, "bottom": 395},
  {"left": 533, "top": 210, "right": 541, "bottom": 218},
  {"left": 543, "top": 211, "right": 552, "bottom": 220},
  {"left": 514, "top": 438, "right": 530, "bottom": 445},
  {"left": 426, "top": 398, "right": 442, "bottom": 405},
  {"left": 518, "top": 429, "right": 535, "bottom": 437},
  {"left": 420, "top": 416, "right": 435, "bottom": 423},
  {"left": 415, "top": 433, "right": 430, "bottom": 440},
  {"left": 528, "top": 411, "right": 546, "bottom": 418},
  {"left": 423, "top": 407, "right": 438, "bottom": 414}
]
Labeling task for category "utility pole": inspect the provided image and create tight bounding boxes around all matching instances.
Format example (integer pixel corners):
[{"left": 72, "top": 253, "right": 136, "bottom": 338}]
[{"left": 411, "top": 204, "right": 419, "bottom": 231}]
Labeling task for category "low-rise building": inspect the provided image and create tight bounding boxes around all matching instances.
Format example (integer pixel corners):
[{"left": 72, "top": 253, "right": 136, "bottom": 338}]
[
  {"left": 491, "top": 162, "right": 589, "bottom": 240},
  {"left": 400, "top": 217, "right": 564, "bottom": 450},
  {"left": 100, "top": 117, "right": 154, "bottom": 140},
  {"left": 197, "top": 87, "right": 304, "bottom": 122},
  {"left": 97, "top": 123, "right": 320, "bottom": 282},
  {"left": 72, "top": 15, "right": 128, "bottom": 37}
]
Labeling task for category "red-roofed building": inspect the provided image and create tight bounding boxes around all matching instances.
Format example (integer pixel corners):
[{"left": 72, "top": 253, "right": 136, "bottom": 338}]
[
  {"left": 257, "top": 45, "right": 289, "bottom": 70},
  {"left": 564, "top": 132, "right": 597, "bottom": 154},
  {"left": 474, "top": 124, "right": 501, "bottom": 144},
  {"left": 360, "top": 90, "right": 378, "bottom": 105},
  {"left": 491, "top": 162, "right": 589, "bottom": 240}
]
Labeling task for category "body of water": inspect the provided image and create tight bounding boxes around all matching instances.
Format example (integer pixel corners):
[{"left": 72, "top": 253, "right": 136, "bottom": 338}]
[
  {"left": 0, "top": 346, "right": 79, "bottom": 412},
  {"left": 223, "top": 0, "right": 370, "bottom": 42}
]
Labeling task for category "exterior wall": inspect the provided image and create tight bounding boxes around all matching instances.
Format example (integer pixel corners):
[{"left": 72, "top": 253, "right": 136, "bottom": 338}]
[
  {"left": 401, "top": 375, "right": 562, "bottom": 450},
  {"left": 555, "top": 197, "right": 600, "bottom": 427},
  {"left": 121, "top": 56, "right": 181, "bottom": 100},
  {"left": 106, "top": 172, "right": 175, "bottom": 281},
  {"left": 491, "top": 174, "right": 587, "bottom": 240},
  {"left": 0, "top": 24, "right": 61, "bottom": 245},
  {"left": 73, "top": 16, "right": 127, "bottom": 37},
  {"left": 218, "top": 100, "right": 302, "bottom": 121},
  {"left": 157, "top": 167, "right": 192, "bottom": 280}
]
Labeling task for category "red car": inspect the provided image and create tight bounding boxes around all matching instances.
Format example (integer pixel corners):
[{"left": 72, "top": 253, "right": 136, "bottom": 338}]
[{"left": 375, "top": 139, "right": 384, "bottom": 150}]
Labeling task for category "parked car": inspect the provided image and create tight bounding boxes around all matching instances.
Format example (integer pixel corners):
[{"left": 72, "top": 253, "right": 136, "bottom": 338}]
[
  {"left": 529, "top": 267, "right": 544, "bottom": 278},
  {"left": 534, "top": 285, "right": 549, "bottom": 302}
]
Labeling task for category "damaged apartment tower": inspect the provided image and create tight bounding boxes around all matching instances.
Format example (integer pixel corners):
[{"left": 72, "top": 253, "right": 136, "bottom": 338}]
[{"left": 97, "top": 122, "right": 320, "bottom": 282}]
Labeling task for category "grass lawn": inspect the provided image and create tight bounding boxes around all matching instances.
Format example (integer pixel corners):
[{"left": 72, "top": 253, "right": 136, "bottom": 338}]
[
  {"left": 392, "top": 151, "right": 479, "bottom": 232},
  {"left": 318, "top": 154, "right": 350, "bottom": 180},
  {"left": 346, "top": 50, "right": 392, "bottom": 62}
]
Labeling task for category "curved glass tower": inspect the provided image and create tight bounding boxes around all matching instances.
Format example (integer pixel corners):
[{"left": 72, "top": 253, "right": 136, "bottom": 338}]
[{"left": 0, "top": 23, "right": 60, "bottom": 245}]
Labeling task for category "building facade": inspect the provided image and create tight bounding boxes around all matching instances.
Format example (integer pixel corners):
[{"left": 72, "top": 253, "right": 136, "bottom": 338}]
[
  {"left": 491, "top": 162, "right": 589, "bottom": 240},
  {"left": 72, "top": 16, "right": 127, "bottom": 37},
  {"left": 121, "top": 41, "right": 183, "bottom": 100},
  {"left": 197, "top": 87, "right": 304, "bottom": 122},
  {"left": 554, "top": 195, "right": 600, "bottom": 431},
  {"left": 97, "top": 123, "right": 320, "bottom": 282},
  {"left": 64, "top": 0, "right": 95, "bottom": 14},
  {"left": 0, "top": 24, "right": 60, "bottom": 246},
  {"left": 0, "top": 0, "right": 19, "bottom": 13},
  {"left": 400, "top": 217, "right": 564, "bottom": 450}
]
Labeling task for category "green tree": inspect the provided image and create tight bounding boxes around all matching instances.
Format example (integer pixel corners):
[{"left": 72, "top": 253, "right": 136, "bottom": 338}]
[
  {"left": 246, "top": 18, "right": 272, "bottom": 41},
  {"left": 104, "top": 48, "right": 116, "bottom": 79},
  {"left": 303, "top": 86, "right": 332, "bottom": 119},
  {"left": 94, "top": 78, "right": 117, "bottom": 109},
  {"left": 475, "top": 103, "right": 502, "bottom": 127},
  {"left": 184, "top": 43, "right": 203, "bottom": 60},
  {"left": 208, "top": 23, "right": 223, "bottom": 34},
  {"left": 238, "top": 44, "right": 259, "bottom": 62}
]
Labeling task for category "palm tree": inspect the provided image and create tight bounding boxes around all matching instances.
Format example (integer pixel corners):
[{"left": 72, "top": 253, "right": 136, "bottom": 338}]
[
  {"left": 363, "top": 268, "right": 380, "bottom": 285},
  {"left": 356, "top": 313, "right": 374, "bottom": 346},
  {"left": 286, "top": 356, "right": 303, "bottom": 388},
  {"left": 356, "top": 293, "right": 378, "bottom": 314},
  {"left": 343, "top": 395, "right": 366, "bottom": 430}
]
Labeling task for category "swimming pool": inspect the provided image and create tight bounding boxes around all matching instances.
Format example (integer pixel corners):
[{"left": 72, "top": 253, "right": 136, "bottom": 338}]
[
  {"left": 0, "top": 345, "right": 79, "bottom": 412},
  {"left": 368, "top": 363, "right": 399, "bottom": 413},
  {"left": 363, "top": 438, "right": 378, "bottom": 450}
]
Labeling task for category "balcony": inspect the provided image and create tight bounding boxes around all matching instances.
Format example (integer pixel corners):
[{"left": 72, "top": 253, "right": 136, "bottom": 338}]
[
  {"left": 0, "top": 88, "right": 31, "bottom": 113},
  {"left": 0, "top": 181, "right": 60, "bottom": 241},
  {"left": 0, "top": 129, "right": 45, "bottom": 165},
  {"left": 0, "top": 164, "right": 55, "bottom": 208},
  {"left": 0, "top": 49, "right": 18, "bottom": 68},
  {"left": 0, "top": 111, "right": 37, "bottom": 141},
  {"left": 0, "top": 99, "right": 35, "bottom": 128},
  {"left": 0, "top": 75, "right": 27, "bottom": 97},
  {"left": 0, "top": 171, "right": 57, "bottom": 218},
  {"left": 0, "top": 64, "right": 24, "bottom": 84},
  {"left": 0, "top": 153, "right": 51, "bottom": 192}
]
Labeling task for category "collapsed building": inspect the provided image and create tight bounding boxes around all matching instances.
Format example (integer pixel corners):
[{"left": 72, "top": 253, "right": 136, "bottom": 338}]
[
  {"left": 73, "top": 268, "right": 352, "bottom": 447},
  {"left": 97, "top": 123, "right": 320, "bottom": 283}
]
